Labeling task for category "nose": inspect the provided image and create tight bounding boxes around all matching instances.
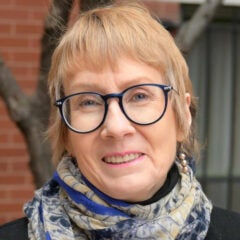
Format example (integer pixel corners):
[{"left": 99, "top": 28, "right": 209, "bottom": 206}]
[{"left": 100, "top": 100, "right": 136, "bottom": 139}]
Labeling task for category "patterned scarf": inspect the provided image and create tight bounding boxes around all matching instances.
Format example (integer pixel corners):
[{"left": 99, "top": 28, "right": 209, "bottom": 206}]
[{"left": 24, "top": 156, "right": 212, "bottom": 240}]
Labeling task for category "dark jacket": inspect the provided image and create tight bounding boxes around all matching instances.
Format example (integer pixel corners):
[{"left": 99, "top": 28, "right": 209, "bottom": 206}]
[{"left": 0, "top": 207, "right": 240, "bottom": 240}]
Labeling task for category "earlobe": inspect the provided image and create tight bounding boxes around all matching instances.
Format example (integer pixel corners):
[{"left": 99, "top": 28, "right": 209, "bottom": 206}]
[
  {"left": 176, "top": 93, "right": 192, "bottom": 142},
  {"left": 185, "top": 93, "right": 192, "bottom": 127}
]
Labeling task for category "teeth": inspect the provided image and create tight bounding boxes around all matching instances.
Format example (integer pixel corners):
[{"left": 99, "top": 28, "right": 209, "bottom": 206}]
[{"left": 104, "top": 153, "right": 141, "bottom": 164}]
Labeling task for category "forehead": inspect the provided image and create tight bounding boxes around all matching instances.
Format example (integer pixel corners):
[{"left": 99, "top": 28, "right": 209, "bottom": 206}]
[{"left": 63, "top": 57, "right": 166, "bottom": 95}]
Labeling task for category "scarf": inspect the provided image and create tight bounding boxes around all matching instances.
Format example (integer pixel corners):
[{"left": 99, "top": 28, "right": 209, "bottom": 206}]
[{"left": 24, "top": 156, "right": 212, "bottom": 240}]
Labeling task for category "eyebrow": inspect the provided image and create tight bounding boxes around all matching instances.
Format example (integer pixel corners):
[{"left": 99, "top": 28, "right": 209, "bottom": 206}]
[
  {"left": 64, "top": 81, "right": 101, "bottom": 95},
  {"left": 66, "top": 76, "right": 161, "bottom": 94}
]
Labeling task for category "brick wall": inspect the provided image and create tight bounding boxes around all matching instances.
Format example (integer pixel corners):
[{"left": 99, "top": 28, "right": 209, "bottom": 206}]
[
  {"left": 0, "top": 0, "right": 49, "bottom": 224},
  {"left": 0, "top": 0, "right": 179, "bottom": 225}
]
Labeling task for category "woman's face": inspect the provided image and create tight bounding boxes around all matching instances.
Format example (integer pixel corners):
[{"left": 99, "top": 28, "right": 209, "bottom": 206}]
[{"left": 64, "top": 57, "right": 189, "bottom": 202}]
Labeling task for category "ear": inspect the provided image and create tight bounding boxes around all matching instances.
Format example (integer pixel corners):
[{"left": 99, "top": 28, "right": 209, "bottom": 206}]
[
  {"left": 185, "top": 93, "right": 192, "bottom": 127},
  {"left": 177, "top": 93, "right": 192, "bottom": 141}
]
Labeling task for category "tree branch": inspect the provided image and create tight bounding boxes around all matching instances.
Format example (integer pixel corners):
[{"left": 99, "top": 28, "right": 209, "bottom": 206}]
[
  {"left": 0, "top": 55, "right": 30, "bottom": 126},
  {"left": 176, "top": 0, "right": 223, "bottom": 54},
  {"left": 0, "top": 55, "right": 52, "bottom": 187}
]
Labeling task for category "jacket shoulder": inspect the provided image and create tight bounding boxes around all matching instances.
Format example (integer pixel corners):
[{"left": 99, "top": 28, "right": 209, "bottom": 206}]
[
  {"left": 0, "top": 217, "right": 28, "bottom": 240},
  {"left": 205, "top": 206, "right": 240, "bottom": 240}
]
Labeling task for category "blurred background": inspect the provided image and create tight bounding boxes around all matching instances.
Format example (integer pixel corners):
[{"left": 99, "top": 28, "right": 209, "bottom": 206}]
[{"left": 0, "top": 0, "right": 239, "bottom": 224}]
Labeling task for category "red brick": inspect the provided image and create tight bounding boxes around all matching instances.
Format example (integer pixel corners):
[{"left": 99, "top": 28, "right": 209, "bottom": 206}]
[
  {"left": 12, "top": 51, "right": 40, "bottom": 62},
  {"left": 0, "top": 162, "right": 9, "bottom": 172},
  {"left": 0, "top": 23, "right": 12, "bottom": 34},
  {"left": 0, "top": 119, "right": 17, "bottom": 129},
  {"left": 0, "top": 175, "right": 26, "bottom": 185},
  {"left": 11, "top": 133, "right": 25, "bottom": 143},
  {"left": 0, "top": 8, "right": 30, "bottom": 20},
  {"left": 8, "top": 189, "right": 34, "bottom": 200},
  {"left": 10, "top": 65, "right": 31, "bottom": 76},
  {"left": 13, "top": 0, "right": 48, "bottom": 9},
  {"left": 0, "top": 37, "right": 29, "bottom": 48},
  {"left": 29, "top": 10, "right": 48, "bottom": 20},
  {"left": 15, "top": 23, "right": 43, "bottom": 35},
  {"left": 0, "top": 202, "right": 24, "bottom": 212},
  {"left": 143, "top": 1, "right": 180, "bottom": 22},
  {"left": 0, "top": 0, "right": 14, "bottom": 6},
  {"left": 0, "top": 132, "right": 10, "bottom": 143},
  {"left": 19, "top": 82, "right": 37, "bottom": 92},
  {"left": 0, "top": 148, "right": 27, "bottom": 158},
  {"left": 10, "top": 160, "right": 30, "bottom": 172}
]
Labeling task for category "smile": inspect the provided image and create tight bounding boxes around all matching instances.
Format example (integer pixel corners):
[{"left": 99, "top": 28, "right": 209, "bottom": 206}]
[{"left": 103, "top": 153, "right": 143, "bottom": 164}]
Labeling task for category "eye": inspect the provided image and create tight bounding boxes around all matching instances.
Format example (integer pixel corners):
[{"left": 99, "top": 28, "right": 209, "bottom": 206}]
[
  {"left": 132, "top": 92, "right": 149, "bottom": 101},
  {"left": 70, "top": 94, "right": 103, "bottom": 111},
  {"left": 80, "top": 99, "right": 99, "bottom": 107},
  {"left": 127, "top": 90, "right": 151, "bottom": 104}
]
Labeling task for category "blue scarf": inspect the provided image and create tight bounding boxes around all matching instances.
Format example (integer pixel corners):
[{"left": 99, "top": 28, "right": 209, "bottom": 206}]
[{"left": 24, "top": 156, "right": 212, "bottom": 240}]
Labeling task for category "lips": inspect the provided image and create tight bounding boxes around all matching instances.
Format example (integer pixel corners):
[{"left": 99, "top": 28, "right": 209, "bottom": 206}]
[{"left": 103, "top": 153, "right": 143, "bottom": 164}]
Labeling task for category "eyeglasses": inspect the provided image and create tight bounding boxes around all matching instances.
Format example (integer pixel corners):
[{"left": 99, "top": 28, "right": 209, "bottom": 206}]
[{"left": 55, "top": 83, "right": 173, "bottom": 134}]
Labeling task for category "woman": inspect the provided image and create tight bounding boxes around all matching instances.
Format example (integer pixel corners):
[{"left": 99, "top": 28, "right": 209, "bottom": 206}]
[{"left": 1, "top": 1, "right": 240, "bottom": 239}]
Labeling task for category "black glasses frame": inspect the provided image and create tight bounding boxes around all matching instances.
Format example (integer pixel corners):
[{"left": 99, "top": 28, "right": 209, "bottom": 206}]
[{"left": 55, "top": 83, "right": 173, "bottom": 134}]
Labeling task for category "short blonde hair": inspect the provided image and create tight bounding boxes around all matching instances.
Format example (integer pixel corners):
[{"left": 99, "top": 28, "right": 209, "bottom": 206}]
[{"left": 48, "top": 1, "right": 198, "bottom": 164}]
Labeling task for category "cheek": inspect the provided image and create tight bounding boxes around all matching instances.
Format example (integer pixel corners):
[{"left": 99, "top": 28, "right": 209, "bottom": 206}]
[
  {"left": 67, "top": 133, "right": 98, "bottom": 161},
  {"left": 145, "top": 121, "right": 178, "bottom": 154},
  {"left": 152, "top": 108, "right": 179, "bottom": 151}
]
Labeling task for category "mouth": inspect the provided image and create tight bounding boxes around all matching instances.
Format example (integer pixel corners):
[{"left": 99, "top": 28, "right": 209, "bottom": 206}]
[{"left": 103, "top": 153, "right": 143, "bottom": 165}]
